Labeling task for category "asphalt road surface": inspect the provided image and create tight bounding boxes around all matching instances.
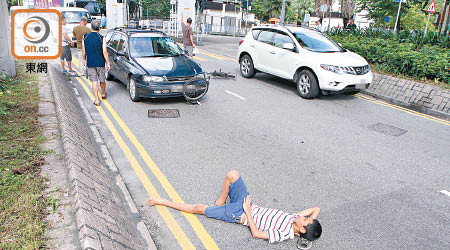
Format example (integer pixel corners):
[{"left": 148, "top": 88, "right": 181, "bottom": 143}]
[{"left": 66, "top": 35, "right": 450, "bottom": 250}]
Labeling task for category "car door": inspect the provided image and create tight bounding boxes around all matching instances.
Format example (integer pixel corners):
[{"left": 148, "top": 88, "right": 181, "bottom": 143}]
[
  {"left": 269, "top": 31, "right": 299, "bottom": 79},
  {"left": 106, "top": 33, "right": 120, "bottom": 78},
  {"left": 252, "top": 29, "right": 276, "bottom": 74},
  {"left": 115, "top": 34, "right": 130, "bottom": 83}
]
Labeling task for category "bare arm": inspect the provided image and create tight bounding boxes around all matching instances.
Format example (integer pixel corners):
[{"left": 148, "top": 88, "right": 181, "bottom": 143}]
[
  {"left": 81, "top": 38, "right": 86, "bottom": 65},
  {"left": 296, "top": 207, "right": 320, "bottom": 219},
  {"left": 102, "top": 37, "right": 110, "bottom": 72},
  {"left": 180, "top": 12, "right": 184, "bottom": 24},
  {"left": 64, "top": 32, "right": 73, "bottom": 45},
  {"left": 190, "top": 33, "right": 196, "bottom": 48},
  {"left": 243, "top": 196, "right": 269, "bottom": 240}
]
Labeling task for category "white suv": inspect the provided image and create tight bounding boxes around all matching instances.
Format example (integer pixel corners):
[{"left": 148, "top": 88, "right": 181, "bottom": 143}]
[{"left": 237, "top": 26, "right": 373, "bottom": 99}]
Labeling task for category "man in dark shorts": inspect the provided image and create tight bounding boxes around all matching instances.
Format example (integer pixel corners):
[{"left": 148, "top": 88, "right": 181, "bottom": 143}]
[
  {"left": 180, "top": 12, "right": 197, "bottom": 57},
  {"left": 60, "top": 17, "right": 75, "bottom": 74},
  {"left": 147, "top": 170, "right": 322, "bottom": 244},
  {"left": 82, "top": 19, "right": 110, "bottom": 106}
]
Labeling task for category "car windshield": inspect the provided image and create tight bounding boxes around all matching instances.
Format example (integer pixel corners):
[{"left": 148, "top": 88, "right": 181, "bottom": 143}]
[
  {"left": 62, "top": 11, "right": 89, "bottom": 23},
  {"left": 76, "top": 2, "right": 101, "bottom": 15},
  {"left": 129, "top": 37, "right": 183, "bottom": 58},
  {"left": 293, "top": 32, "right": 344, "bottom": 53}
]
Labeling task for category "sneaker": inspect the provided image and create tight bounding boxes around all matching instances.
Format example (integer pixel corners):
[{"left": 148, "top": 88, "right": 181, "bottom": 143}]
[
  {"left": 62, "top": 70, "right": 67, "bottom": 74},
  {"left": 69, "top": 70, "right": 78, "bottom": 76}
]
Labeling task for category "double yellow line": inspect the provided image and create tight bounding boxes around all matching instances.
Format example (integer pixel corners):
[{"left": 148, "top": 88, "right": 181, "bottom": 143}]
[
  {"left": 69, "top": 58, "right": 219, "bottom": 250},
  {"left": 354, "top": 94, "right": 450, "bottom": 126}
]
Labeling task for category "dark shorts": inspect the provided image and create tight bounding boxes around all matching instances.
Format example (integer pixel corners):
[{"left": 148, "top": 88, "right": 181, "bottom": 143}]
[
  {"left": 60, "top": 45, "right": 72, "bottom": 61},
  {"left": 204, "top": 177, "right": 249, "bottom": 223}
]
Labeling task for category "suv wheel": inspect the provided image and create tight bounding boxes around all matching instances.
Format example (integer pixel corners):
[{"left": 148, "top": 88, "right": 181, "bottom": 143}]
[
  {"left": 296, "top": 69, "right": 319, "bottom": 99},
  {"left": 128, "top": 76, "right": 140, "bottom": 102},
  {"left": 240, "top": 55, "right": 256, "bottom": 78}
]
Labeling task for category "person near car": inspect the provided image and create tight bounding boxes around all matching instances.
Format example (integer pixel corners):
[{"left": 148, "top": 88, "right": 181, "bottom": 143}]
[
  {"left": 346, "top": 19, "right": 357, "bottom": 30},
  {"left": 61, "top": 17, "right": 75, "bottom": 74},
  {"left": 315, "top": 18, "right": 323, "bottom": 32},
  {"left": 180, "top": 12, "right": 196, "bottom": 57},
  {"left": 73, "top": 16, "right": 91, "bottom": 75},
  {"left": 82, "top": 19, "right": 110, "bottom": 106}
]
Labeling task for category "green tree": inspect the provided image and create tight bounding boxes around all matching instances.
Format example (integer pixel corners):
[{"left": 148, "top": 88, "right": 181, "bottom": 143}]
[
  {"left": 251, "top": 0, "right": 285, "bottom": 21},
  {"left": 141, "top": 0, "right": 170, "bottom": 18},
  {"left": 291, "top": 0, "right": 315, "bottom": 23},
  {"left": 355, "top": 0, "right": 442, "bottom": 29}
]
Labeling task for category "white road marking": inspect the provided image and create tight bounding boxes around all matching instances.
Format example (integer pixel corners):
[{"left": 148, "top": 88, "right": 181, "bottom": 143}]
[
  {"left": 225, "top": 90, "right": 246, "bottom": 101},
  {"left": 440, "top": 190, "right": 450, "bottom": 197}
]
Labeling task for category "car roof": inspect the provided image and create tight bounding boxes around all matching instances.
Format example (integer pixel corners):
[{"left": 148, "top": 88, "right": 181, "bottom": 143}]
[
  {"left": 50, "top": 7, "right": 89, "bottom": 12},
  {"left": 111, "top": 27, "right": 167, "bottom": 37},
  {"left": 252, "top": 25, "right": 319, "bottom": 34}
]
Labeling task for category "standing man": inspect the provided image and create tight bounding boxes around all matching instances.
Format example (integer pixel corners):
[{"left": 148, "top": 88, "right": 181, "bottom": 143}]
[
  {"left": 346, "top": 18, "right": 357, "bottom": 30},
  {"left": 73, "top": 16, "right": 91, "bottom": 74},
  {"left": 82, "top": 20, "right": 110, "bottom": 106},
  {"left": 61, "top": 17, "right": 75, "bottom": 74},
  {"left": 180, "top": 12, "right": 196, "bottom": 57}
]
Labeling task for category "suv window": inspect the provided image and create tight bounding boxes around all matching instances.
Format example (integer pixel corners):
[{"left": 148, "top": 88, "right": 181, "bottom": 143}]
[
  {"left": 117, "top": 35, "right": 127, "bottom": 53},
  {"left": 252, "top": 29, "right": 262, "bottom": 40},
  {"left": 273, "top": 32, "right": 294, "bottom": 48},
  {"left": 257, "top": 30, "right": 274, "bottom": 45},
  {"left": 105, "top": 31, "right": 114, "bottom": 44},
  {"left": 109, "top": 33, "right": 121, "bottom": 50}
]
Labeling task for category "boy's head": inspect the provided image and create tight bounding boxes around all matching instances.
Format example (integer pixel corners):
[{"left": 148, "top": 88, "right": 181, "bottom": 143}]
[
  {"left": 295, "top": 217, "right": 322, "bottom": 241},
  {"left": 186, "top": 18, "right": 192, "bottom": 25}
]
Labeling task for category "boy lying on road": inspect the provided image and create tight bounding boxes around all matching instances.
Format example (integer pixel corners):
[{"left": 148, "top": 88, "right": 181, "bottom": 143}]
[{"left": 147, "top": 170, "right": 322, "bottom": 244}]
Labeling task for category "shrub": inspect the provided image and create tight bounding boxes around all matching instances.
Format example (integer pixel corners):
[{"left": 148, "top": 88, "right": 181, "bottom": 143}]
[{"left": 328, "top": 32, "right": 450, "bottom": 84}]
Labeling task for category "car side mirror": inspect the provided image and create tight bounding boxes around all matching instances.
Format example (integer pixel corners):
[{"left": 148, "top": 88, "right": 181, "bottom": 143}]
[
  {"left": 68, "top": 3, "right": 74, "bottom": 7},
  {"left": 92, "top": 17, "right": 96, "bottom": 20},
  {"left": 282, "top": 43, "right": 295, "bottom": 51}
]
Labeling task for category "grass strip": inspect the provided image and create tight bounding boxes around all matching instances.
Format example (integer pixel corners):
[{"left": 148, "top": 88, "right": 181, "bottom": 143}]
[{"left": 0, "top": 61, "right": 50, "bottom": 249}]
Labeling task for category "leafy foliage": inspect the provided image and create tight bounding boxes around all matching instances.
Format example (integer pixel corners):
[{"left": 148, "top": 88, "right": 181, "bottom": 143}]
[
  {"left": 328, "top": 29, "right": 450, "bottom": 84},
  {"left": 355, "top": 0, "right": 443, "bottom": 29}
]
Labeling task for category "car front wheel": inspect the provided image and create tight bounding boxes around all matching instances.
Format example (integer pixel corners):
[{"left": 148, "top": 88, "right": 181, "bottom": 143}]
[
  {"left": 240, "top": 55, "right": 256, "bottom": 78},
  {"left": 296, "top": 69, "right": 319, "bottom": 99},
  {"left": 128, "top": 76, "right": 140, "bottom": 102}
]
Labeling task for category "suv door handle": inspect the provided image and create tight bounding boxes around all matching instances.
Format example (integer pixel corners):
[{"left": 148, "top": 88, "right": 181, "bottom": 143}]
[
  {"left": 269, "top": 51, "right": 276, "bottom": 54},
  {"left": 250, "top": 44, "right": 255, "bottom": 48}
]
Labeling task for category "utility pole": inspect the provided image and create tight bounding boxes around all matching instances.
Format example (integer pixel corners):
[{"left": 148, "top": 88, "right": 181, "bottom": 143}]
[
  {"left": 280, "top": 0, "right": 286, "bottom": 25},
  {"left": 393, "top": 0, "right": 403, "bottom": 33}
]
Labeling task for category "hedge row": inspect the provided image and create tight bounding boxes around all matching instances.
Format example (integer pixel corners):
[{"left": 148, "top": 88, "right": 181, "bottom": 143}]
[{"left": 329, "top": 35, "right": 450, "bottom": 84}]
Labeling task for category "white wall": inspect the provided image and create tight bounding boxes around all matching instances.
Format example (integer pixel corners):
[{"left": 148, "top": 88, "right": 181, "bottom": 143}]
[
  {"left": 105, "top": 0, "right": 125, "bottom": 29},
  {"left": 0, "top": 0, "right": 16, "bottom": 77}
]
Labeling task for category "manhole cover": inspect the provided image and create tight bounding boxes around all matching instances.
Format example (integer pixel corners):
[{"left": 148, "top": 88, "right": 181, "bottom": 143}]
[
  {"left": 368, "top": 123, "right": 407, "bottom": 136},
  {"left": 148, "top": 109, "right": 180, "bottom": 118}
]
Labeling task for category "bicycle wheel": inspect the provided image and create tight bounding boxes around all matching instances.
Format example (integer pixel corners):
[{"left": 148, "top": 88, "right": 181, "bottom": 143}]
[{"left": 183, "top": 77, "right": 209, "bottom": 102}]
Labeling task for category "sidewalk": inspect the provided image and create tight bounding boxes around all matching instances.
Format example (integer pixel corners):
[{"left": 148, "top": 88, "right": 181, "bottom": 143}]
[{"left": 41, "top": 63, "right": 157, "bottom": 249}]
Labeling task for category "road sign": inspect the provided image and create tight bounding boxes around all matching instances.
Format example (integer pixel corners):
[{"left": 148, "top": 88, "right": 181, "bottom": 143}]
[
  {"left": 426, "top": 0, "right": 436, "bottom": 13},
  {"left": 384, "top": 16, "right": 390, "bottom": 23},
  {"left": 320, "top": 4, "right": 328, "bottom": 13},
  {"left": 393, "top": 0, "right": 407, "bottom": 3}
]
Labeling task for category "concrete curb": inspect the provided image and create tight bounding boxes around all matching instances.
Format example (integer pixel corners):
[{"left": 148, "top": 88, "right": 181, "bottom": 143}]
[
  {"left": 47, "top": 64, "right": 156, "bottom": 249},
  {"left": 362, "top": 73, "right": 450, "bottom": 121}
]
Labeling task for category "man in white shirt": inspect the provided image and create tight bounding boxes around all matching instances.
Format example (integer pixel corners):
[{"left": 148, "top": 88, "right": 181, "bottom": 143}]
[{"left": 60, "top": 17, "right": 75, "bottom": 74}]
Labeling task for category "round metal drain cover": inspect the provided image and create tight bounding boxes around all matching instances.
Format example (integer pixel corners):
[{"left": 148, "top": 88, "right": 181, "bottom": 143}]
[{"left": 148, "top": 109, "right": 180, "bottom": 118}]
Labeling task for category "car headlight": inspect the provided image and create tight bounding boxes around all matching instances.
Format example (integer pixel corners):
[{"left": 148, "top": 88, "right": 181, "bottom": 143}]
[
  {"left": 143, "top": 76, "right": 164, "bottom": 82},
  {"left": 196, "top": 73, "right": 208, "bottom": 79},
  {"left": 320, "top": 64, "right": 357, "bottom": 75}
]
